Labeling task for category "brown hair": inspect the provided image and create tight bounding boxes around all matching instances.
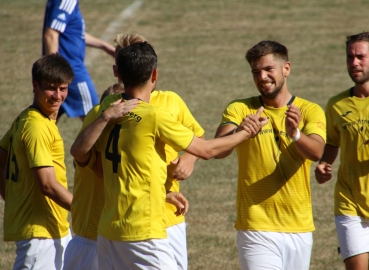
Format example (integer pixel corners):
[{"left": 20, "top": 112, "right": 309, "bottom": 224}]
[
  {"left": 245, "top": 40, "right": 288, "bottom": 64},
  {"left": 346, "top": 32, "right": 369, "bottom": 48},
  {"left": 32, "top": 54, "right": 74, "bottom": 85}
]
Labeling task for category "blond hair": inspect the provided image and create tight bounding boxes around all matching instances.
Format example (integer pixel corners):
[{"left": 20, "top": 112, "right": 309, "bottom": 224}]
[
  {"left": 100, "top": 83, "right": 125, "bottom": 103},
  {"left": 114, "top": 33, "right": 147, "bottom": 58}
]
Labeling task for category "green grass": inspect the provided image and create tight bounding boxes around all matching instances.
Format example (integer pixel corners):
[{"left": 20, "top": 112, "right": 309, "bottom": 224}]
[{"left": 1, "top": 0, "right": 369, "bottom": 269}]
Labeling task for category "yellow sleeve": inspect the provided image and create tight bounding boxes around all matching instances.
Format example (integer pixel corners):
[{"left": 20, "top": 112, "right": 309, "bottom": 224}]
[
  {"left": 0, "top": 126, "right": 13, "bottom": 151},
  {"left": 22, "top": 120, "right": 54, "bottom": 168},
  {"left": 80, "top": 105, "right": 100, "bottom": 132},
  {"left": 155, "top": 107, "right": 195, "bottom": 152},
  {"left": 301, "top": 102, "right": 326, "bottom": 142},
  {"left": 325, "top": 100, "right": 340, "bottom": 147},
  {"left": 220, "top": 100, "right": 248, "bottom": 128},
  {"left": 173, "top": 92, "right": 204, "bottom": 137}
]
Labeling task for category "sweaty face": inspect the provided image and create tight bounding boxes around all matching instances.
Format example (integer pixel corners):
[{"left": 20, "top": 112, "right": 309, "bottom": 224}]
[
  {"left": 250, "top": 54, "right": 289, "bottom": 100},
  {"left": 32, "top": 80, "right": 68, "bottom": 119},
  {"left": 347, "top": 41, "right": 369, "bottom": 85}
]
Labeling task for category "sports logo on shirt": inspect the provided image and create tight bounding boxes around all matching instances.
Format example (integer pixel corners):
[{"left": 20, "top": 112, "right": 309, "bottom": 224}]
[
  {"left": 57, "top": 13, "right": 66, "bottom": 21},
  {"left": 341, "top": 111, "right": 352, "bottom": 117}
]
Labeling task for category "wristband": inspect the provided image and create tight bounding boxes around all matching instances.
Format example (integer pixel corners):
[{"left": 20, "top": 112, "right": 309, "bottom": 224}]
[{"left": 290, "top": 128, "right": 301, "bottom": 142}]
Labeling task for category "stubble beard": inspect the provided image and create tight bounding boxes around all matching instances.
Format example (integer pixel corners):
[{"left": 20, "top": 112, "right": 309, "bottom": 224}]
[
  {"left": 259, "top": 78, "right": 285, "bottom": 100},
  {"left": 349, "top": 70, "right": 369, "bottom": 85}
]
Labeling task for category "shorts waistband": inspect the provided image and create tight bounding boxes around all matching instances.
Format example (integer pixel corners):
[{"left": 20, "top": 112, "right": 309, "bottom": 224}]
[{"left": 74, "top": 234, "right": 97, "bottom": 245}]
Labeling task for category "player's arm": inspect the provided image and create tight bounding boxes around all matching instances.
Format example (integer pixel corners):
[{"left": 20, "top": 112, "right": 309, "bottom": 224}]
[
  {"left": 0, "top": 147, "right": 8, "bottom": 201},
  {"left": 214, "top": 106, "right": 267, "bottom": 159},
  {"left": 85, "top": 33, "right": 115, "bottom": 57},
  {"left": 172, "top": 135, "right": 205, "bottom": 180},
  {"left": 70, "top": 98, "right": 138, "bottom": 162},
  {"left": 43, "top": 28, "right": 59, "bottom": 54},
  {"left": 32, "top": 166, "right": 72, "bottom": 211},
  {"left": 214, "top": 124, "right": 238, "bottom": 159},
  {"left": 286, "top": 104, "right": 325, "bottom": 161},
  {"left": 314, "top": 144, "right": 339, "bottom": 184},
  {"left": 186, "top": 109, "right": 267, "bottom": 160}
]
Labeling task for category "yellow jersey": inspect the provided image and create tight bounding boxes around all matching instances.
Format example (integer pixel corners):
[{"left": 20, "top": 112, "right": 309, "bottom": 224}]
[
  {"left": 71, "top": 105, "right": 105, "bottom": 240},
  {"left": 0, "top": 107, "right": 70, "bottom": 241},
  {"left": 220, "top": 96, "right": 326, "bottom": 232},
  {"left": 150, "top": 90, "right": 204, "bottom": 227},
  {"left": 96, "top": 95, "right": 194, "bottom": 241},
  {"left": 326, "top": 88, "right": 369, "bottom": 218}
]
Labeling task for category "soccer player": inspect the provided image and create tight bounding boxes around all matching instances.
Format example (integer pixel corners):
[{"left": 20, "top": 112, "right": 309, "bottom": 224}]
[
  {"left": 42, "top": 0, "right": 116, "bottom": 120},
  {"left": 70, "top": 42, "right": 267, "bottom": 269},
  {"left": 0, "top": 54, "right": 74, "bottom": 270},
  {"left": 315, "top": 32, "right": 369, "bottom": 270},
  {"left": 215, "top": 40, "right": 326, "bottom": 270},
  {"left": 63, "top": 83, "right": 138, "bottom": 270},
  {"left": 114, "top": 33, "right": 204, "bottom": 270}
]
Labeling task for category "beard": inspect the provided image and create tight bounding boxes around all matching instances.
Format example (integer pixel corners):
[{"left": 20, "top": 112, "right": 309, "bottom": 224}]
[
  {"left": 258, "top": 77, "right": 285, "bottom": 100},
  {"left": 349, "top": 71, "right": 369, "bottom": 85}
]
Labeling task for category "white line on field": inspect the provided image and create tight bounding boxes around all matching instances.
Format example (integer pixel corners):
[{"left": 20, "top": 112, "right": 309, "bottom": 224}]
[{"left": 85, "top": 0, "right": 143, "bottom": 66}]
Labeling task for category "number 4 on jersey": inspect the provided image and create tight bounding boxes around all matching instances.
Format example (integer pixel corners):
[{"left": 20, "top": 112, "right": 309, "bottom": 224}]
[{"left": 105, "top": 124, "right": 122, "bottom": 173}]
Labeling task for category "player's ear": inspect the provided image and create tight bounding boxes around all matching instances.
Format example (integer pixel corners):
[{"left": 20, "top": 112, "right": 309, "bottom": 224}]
[
  {"left": 112, "top": 65, "right": 118, "bottom": 78},
  {"left": 283, "top": 61, "right": 291, "bottom": 77},
  {"left": 151, "top": 68, "right": 158, "bottom": 82},
  {"left": 32, "top": 79, "right": 38, "bottom": 93}
]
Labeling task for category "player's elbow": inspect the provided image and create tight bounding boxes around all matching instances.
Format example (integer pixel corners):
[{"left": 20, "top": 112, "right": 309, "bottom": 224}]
[
  {"left": 38, "top": 183, "right": 54, "bottom": 197},
  {"left": 196, "top": 149, "right": 214, "bottom": 160}
]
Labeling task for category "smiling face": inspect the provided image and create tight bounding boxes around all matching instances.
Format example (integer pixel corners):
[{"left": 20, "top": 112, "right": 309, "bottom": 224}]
[
  {"left": 32, "top": 79, "right": 68, "bottom": 119},
  {"left": 250, "top": 53, "right": 290, "bottom": 100},
  {"left": 347, "top": 41, "right": 369, "bottom": 85}
]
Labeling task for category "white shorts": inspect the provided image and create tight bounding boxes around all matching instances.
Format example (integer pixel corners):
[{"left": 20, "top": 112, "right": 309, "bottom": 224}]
[
  {"left": 63, "top": 234, "right": 98, "bottom": 270},
  {"left": 335, "top": 215, "right": 369, "bottom": 261},
  {"left": 167, "top": 222, "right": 187, "bottom": 270},
  {"left": 237, "top": 230, "right": 313, "bottom": 270},
  {"left": 13, "top": 231, "right": 72, "bottom": 270},
  {"left": 97, "top": 235, "right": 178, "bottom": 270}
]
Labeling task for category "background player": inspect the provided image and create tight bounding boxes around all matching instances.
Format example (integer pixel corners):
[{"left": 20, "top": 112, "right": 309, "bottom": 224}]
[
  {"left": 215, "top": 40, "right": 326, "bottom": 270},
  {"left": 43, "top": 0, "right": 115, "bottom": 120},
  {"left": 315, "top": 31, "right": 369, "bottom": 270},
  {"left": 0, "top": 54, "right": 74, "bottom": 270},
  {"left": 114, "top": 33, "right": 204, "bottom": 269}
]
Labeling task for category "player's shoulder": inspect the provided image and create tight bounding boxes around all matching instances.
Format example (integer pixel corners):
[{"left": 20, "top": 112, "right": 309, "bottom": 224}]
[
  {"left": 293, "top": 96, "right": 323, "bottom": 111},
  {"left": 99, "top": 94, "right": 122, "bottom": 111},
  {"left": 151, "top": 90, "right": 182, "bottom": 102},
  {"left": 326, "top": 88, "right": 352, "bottom": 107},
  {"left": 226, "top": 96, "right": 260, "bottom": 109}
]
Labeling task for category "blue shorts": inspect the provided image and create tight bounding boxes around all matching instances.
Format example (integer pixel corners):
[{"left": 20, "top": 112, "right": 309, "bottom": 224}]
[{"left": 59, "top": 75, "right": 99, "bottom": 118}]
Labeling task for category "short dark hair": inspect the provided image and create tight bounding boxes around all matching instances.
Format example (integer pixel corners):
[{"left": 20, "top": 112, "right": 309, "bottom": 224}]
[
  {"left": 115, "top": 42, "right": 157, "bottom": 88},
  {"left": 32, "top": 54, "right": 74, "bottom": 85},
  {"left": 245, "top": 40, "right": 289, "bottom": 64},
  {"left": 346, "top": 32, "right": 369, "bottom": 48}
]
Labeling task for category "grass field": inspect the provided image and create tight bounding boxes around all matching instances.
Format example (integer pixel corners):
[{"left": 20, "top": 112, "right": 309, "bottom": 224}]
[{"left": 1, "top": 0, "right": 369, "bottom": 269}]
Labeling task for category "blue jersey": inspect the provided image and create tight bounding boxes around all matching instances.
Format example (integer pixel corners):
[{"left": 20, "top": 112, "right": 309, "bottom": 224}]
[
  {"left": 43, "top": 0, "right": 85, "bottom": 74},
  {"left": 42, "top": 0, "right": 98, "bottom": 118}
]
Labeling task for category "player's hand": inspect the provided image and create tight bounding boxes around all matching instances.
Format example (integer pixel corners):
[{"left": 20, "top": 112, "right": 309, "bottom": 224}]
[
  {"left": 314, "top": 163, "right": 333, "bottom": 184},
  {"left": 166, "top": 191, "right": 189, "bottom": 216},
  {"left": 285, "top": 104, "right": 301, "bottom": 138},
  {"left": 103, "top": 98, "right": 139, "bottom": 121},
  {"left": 171, "top": 154, "right": 197, "bottom": 180},
  {"left": 238, "top": 106, "right": 268, "bottom": 138}
]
